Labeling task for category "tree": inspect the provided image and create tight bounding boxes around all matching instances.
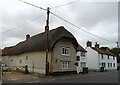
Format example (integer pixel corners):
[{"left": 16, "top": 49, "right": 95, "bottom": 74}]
[
  {"left": 111, "top": 48, "right": 120, "bottom": 63},
  {"left": 100, "top": 46, "right": 110, "bottom": 51}
]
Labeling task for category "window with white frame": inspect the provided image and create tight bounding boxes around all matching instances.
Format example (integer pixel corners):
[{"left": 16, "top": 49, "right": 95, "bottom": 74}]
[
  {"left": 81, "top": 62, "right": 86, "bottom": 67},
  {"left": 107, "top": 55, "right": 109, "bottom": 59},
  {"left": 61, "top": 47, "right": 70, "bottom": 56},
  {"left": 113, "top": 63, "right": 115, "bottom": 67},
  {"left": 110, "top": 63, "right": 112, "bottom": 67},
  {"left": 101, "top": 54, "right": 104, "bottom": 59},
  {"left": 113, "top": 56, "right": 115, "bottom": 60},
  {"left": 101, "top": 62, "right": 106, "bottom": 67},
  {"left": 61, "top": 61, "right": 70, "bottom": 69},
  {"left": 108, "top": 63, "right": 110, "bottom": 67},
  {"left": 81, "top": 52, "right": 85, "bottom": 57}
]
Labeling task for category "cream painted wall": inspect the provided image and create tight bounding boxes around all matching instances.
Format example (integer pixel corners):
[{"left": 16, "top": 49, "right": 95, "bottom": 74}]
[
  {"left": 9, "top": 51, "right": 46, "bottom": 74},
  {"left": 8, "top": 38, "right": 77, "bottom": 74},
  {"left": 2, "top": 55, "right": 11, "bottom": 67},
  {"left": 52, "top": 38, "right": 77, "bottom": 72}
]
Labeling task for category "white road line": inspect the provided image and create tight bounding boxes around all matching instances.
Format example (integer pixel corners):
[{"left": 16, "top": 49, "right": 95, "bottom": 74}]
[
  {"left": 28, "top": 81, "right": 39, "bottom": 83},
  {"left": 66, "top": 77, "right": 71, "bottom": 79},
  {"left": 48, "top": 79, "right": 55, "bottom": 81},
  {"left": 61, "top": 77, "right": 71, "bottom": 79},
  {"left": 10, "top": 79, "right": 17, "bottom": 80}
]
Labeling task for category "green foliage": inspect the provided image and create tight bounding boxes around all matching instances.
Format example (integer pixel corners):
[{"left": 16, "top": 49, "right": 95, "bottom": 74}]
[
  {"left": 111, "top": 48, "right": 120, "bottom": 54},
  {"left": 100, "top": 47, "right": 111, "bottom": 51}
]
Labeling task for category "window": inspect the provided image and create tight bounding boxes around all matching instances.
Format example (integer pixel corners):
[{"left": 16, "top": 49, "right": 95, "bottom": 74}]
[
  {"left": 81, "top": 52, "right": 85, "bottom": 57},
  {"left": 113, "top": 63, "right": 115, "bottom": 67},
  {"left": 101, "top": 54, "right": 103, "bottom": 59},
  {"left": 76, "top": 56, "right": 80, "bottom": 61},
  {"left": 61, "top": 61, "right": 70, "bottom": 69},
  {"left": 20, "top": 59, "right": 22, "bottom": 63},
  {"left": 61, "top": 47, "right": 70, "bottom": 56},
  {"left": 110, "top": 63, "right": 112, "bottom": 67},
  {"left": 107, "top": 55, "right": 109, "bottom": 59},
  {"left": 108, "top": 63, "right": 110, "bottom": 67},
  {"left": 113, "top": 56, "right": 115, "bottom": 60},
  {"left": 26, "top": 56, "right": 28, "bottom": 59},
  {"left": 101, "top": 62, "right": 106, "bottom": 67},
  {"left": 81, "top": 62, "right": 86, "bottom": 67}
]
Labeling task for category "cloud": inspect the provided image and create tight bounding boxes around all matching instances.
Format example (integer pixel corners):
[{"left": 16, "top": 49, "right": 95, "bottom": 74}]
[{"left": 0, "top": 0, "right": 118, "bottom": 49}]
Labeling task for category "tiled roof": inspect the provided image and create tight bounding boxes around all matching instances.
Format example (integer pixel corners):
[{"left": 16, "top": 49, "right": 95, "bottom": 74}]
[
  {"left": 91, "top": 47, "right": 114, "bottom": 56},
  {"left": 2, "top": 46, "right": 14, "bottom": 56}
]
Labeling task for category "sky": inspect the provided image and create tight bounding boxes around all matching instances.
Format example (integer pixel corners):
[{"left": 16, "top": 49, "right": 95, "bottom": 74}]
[{"left": 0, "top": 0, "right": 119, "bottom": 49}]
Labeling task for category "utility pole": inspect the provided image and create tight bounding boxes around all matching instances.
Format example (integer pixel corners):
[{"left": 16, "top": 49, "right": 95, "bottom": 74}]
[
  {"left": 116, "top": 42, "right": 119, "bottom": 48},
  {"left": 45, "top": 7, "right": 50, "bottom": 76}
]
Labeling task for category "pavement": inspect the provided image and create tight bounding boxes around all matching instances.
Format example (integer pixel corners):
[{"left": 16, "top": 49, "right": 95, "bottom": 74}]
[{"left": 2, "top": 70, "right": 120, "bottom": 83}]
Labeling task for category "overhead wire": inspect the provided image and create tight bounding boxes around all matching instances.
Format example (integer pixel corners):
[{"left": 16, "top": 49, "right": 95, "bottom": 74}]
[
  {"left": 1, "top": 13, "right": 45, "bottom": 35},
  {"left": 2, "top": 0, "right": 117, "bottom": 44},
  {"left": 51, "top": 12, "right": 116, "bottom": 43},
  {"left": 50, "top": 0, "right": 80, "bottom": 9}
]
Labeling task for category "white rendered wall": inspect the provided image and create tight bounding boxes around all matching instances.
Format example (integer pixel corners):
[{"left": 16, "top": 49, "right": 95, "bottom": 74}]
[
  {"left": 76, "top": 51, "right": 87, "bottom": 73},
  {"left": 86, "top": 47, "right": 99, "bottom": 70}
]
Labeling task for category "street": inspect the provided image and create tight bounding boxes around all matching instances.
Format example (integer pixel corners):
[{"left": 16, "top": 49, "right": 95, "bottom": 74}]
[{"left": 2, "top": 70, "right": 120, "bottom": 84}]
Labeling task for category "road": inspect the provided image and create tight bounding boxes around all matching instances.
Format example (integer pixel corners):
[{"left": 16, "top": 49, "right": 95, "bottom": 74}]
[{"left": 2, "top": 70, "right": 120, "bottom": 84}]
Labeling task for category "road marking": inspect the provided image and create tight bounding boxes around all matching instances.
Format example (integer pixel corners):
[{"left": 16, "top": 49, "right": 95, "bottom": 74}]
[
  {"left": 61, "top": 77, "right": 71, "bottom": 79},
  {"left": 10, "top": 79, "right": 17, "bottom": 80},
  {"left": 28, "top": 81, "right": 39, "bottom": 83},
  {"left": 66, "top": 77, "right": 71, "bottom": 79},
  {"left": 48, "top": 79, "right": 55, "bottom": 81}
]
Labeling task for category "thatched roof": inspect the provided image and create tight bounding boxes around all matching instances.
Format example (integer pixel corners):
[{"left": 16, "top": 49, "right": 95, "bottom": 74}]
[
  {"left": 76, "top": 44, "right": 87, "bottom": 52},
  {"left": 9, "top": 26, "right": 82, "bottom": 55}
]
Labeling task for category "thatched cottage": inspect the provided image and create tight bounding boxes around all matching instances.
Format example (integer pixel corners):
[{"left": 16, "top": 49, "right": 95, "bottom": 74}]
[{"left": 8, "top": 26, "right": 85, "bottom": 75}]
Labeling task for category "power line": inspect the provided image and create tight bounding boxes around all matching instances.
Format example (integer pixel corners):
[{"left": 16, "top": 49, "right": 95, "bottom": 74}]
[
  {"left": 50, "top": 0, "right": 80, "bottom": 9},
  {"left": 16, "top": 0, "right": 117, "bottom": 43},
  {"left": 51, "top": 12, "right": 116, "bottom": 43},
  {"left": 1, "top": 13, "right": 45, "bottom": 35},
  {"left": 19, "top": 0, "right": 47, "bottom": 11}
]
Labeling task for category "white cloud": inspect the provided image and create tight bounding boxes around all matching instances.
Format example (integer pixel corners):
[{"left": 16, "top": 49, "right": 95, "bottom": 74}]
[{"left": 0, "top": 0, "right": 118, "bottom": 49}]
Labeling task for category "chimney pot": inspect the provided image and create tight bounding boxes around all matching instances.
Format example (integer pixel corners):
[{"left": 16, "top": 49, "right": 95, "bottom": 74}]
[
  {"left": 26, "top": 34, "right": 30, "bottom": 40},
  {"left": 95, "top": 42, "right": 100, "bottom": 48},
  {"left": 87, "top": 41, "right": 92, "bottom": 47}
]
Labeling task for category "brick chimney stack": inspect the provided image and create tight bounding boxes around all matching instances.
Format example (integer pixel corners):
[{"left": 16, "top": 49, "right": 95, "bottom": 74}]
[
  {"left": 87, "top": 41, "right": 92, "bottom": 47},
  {"left": 95, "top": 42, "right": 100, "bottom": 48},
  {"left": 26, "top": 34, "right": 30, "bottom": 40}
]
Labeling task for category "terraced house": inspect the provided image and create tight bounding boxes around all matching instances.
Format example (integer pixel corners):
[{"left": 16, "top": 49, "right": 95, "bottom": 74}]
[
  {"left": 85, "top": 41, "right": 117, "bottom": 71},
  {"left": 7, "top": 26, "right": 86, "bottom": 75}
]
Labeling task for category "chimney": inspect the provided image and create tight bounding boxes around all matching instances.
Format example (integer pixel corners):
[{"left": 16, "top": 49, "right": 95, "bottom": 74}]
[
  {"left": 26, "top": 34, "right": 30, "bottom": 40},
  {"left": 87, "top": 41, "right": 92, "bottom": 47},
  {"left": 95, "top": 42, "right": 100, "bottom": 48}
]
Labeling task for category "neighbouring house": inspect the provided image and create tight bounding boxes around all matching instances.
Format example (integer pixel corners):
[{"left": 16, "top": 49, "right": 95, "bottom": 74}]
[
  {"left": 8, "top": 26, "right": 82, "bottom": 75},
  {"left": 85, "top": 41, "right": 117, "bottom": 71},
  {"left": 0, "top": 49, "right": 2, "bottom": 61},
  {"left": 76, "top": 44, "right": 87, "bottom": 73},
  {"left": 2, "top": 46, "right": 13, "bottom": 67}
]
